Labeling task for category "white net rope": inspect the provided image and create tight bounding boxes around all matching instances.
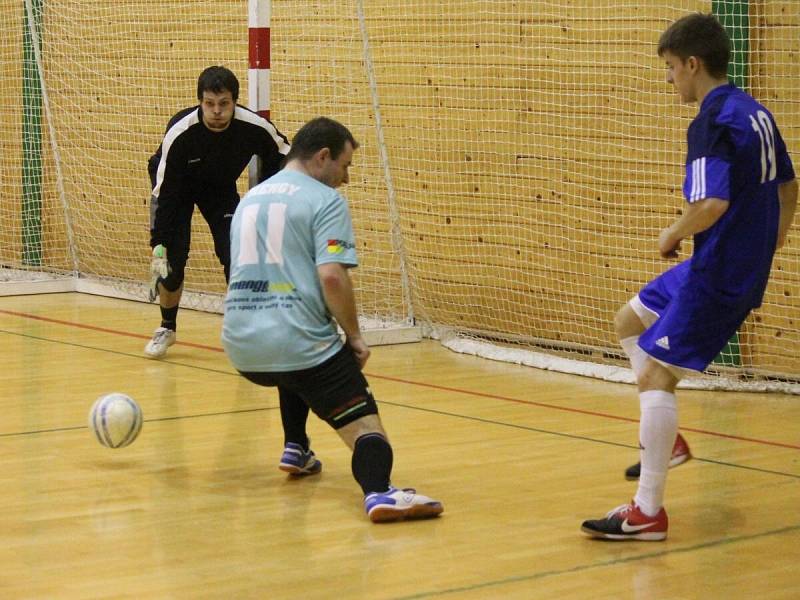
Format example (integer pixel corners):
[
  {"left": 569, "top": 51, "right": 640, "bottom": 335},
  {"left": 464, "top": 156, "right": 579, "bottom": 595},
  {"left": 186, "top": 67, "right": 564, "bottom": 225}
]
[
  {"left": 342, "top": 0, "right": 800, "bottom": 389},
  {"left": 3, "top": 1, "right": 799, "bottom": 388}
]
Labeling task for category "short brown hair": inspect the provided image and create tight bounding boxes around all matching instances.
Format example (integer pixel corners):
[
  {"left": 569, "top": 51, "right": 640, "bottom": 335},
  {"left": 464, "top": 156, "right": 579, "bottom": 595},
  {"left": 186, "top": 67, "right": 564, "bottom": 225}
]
[
  {"left": 197, "top": 66, "right": 239, "bottom": 102},
  {"left": 286, "top": 117, "right": 359, "bottom": 161},
  {"left": 658, "top": 13, "right": 730, "bottom": 79}
]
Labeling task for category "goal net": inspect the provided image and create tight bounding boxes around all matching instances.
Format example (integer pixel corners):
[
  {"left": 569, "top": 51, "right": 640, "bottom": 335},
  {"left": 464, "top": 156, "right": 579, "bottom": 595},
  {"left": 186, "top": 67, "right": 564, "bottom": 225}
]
[{"left": 3, "top": 1, "right": 799, "bottom": 391}]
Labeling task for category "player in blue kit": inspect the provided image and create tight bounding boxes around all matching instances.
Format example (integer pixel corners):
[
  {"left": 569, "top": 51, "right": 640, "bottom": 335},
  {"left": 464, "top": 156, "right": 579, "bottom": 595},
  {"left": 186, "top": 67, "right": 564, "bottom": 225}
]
[
  {"left": 222, "top": 117, "right": 443, "bottom": 523},
  {"left": 582, "top": 13, "right": 797, "bottom": 541}
]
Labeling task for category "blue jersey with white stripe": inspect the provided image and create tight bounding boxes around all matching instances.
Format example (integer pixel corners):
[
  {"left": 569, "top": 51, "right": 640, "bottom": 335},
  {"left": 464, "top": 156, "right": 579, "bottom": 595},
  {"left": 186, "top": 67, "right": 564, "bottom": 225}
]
[{"left": 682, "top": 84, "right": 794, "bottom": 307}]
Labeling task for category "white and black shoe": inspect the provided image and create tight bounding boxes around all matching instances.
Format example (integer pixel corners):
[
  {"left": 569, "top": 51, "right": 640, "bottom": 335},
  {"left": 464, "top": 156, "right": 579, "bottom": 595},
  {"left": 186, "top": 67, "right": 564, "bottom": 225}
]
[{"left": 144, "top": 327, "right": 176, "bottom": 358}]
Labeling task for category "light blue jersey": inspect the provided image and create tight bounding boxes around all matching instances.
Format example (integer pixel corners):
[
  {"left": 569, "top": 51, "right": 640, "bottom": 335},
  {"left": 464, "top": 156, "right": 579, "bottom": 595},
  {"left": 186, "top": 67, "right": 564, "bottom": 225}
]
[{"left": 222, "top": 169, "right": 358, "bottom": 371}]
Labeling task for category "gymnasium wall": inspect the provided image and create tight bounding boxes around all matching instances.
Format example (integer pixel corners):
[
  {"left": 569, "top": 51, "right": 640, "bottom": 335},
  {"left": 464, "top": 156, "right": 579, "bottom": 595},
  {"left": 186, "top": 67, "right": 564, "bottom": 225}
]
[
  {"left": 746, "top": 1, "right": 800, "bottom": 373},
  {"left": 4, "top": 1, "right": 799, "bottom": 378}
]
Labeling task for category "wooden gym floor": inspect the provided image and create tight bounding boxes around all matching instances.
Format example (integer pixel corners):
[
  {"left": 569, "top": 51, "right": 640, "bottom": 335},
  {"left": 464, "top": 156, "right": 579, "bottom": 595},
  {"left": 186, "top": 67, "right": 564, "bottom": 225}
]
[{"left": 1, "top": 293, "right": 799, "bottom": 599}]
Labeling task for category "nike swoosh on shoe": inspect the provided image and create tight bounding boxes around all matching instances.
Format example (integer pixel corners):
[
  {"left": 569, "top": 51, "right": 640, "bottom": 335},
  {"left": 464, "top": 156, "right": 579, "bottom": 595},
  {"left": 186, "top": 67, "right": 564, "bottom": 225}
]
[{"left": 621, "top": 519, "right": 656, "bottom": 533}]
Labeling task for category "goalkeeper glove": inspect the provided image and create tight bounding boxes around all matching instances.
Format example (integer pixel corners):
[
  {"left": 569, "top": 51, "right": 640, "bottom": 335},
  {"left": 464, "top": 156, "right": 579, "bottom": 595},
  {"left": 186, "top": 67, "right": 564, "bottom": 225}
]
[{"left": 148, "top": 244, "right": 171, "bottom": 302}]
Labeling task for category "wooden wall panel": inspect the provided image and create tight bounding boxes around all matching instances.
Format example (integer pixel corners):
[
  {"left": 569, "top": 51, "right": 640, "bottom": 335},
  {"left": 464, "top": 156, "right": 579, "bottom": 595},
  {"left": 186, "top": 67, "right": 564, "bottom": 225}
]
[{"left": 4, "top": 0, "right": 799, "bottom": 376}]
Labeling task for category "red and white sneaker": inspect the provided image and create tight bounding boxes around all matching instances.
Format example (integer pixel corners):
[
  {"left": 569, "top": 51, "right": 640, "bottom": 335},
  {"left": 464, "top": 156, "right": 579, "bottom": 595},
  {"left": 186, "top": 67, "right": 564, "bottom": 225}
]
[
  {"left": 581, "top": 501, "right": 668, "bottom": 541},
  {"left": 625, "top": 433, "right": 692, "bottom": 480}
]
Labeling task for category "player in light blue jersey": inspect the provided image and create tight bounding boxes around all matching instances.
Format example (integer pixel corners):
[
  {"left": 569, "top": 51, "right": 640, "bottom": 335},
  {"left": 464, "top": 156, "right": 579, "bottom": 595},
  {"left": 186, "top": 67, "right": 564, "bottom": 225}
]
[
  {"left": 582, "top": 13, "right": 797, "bottom": 541},
  {"left": 222, "top": 117, "right": 443, "bottom": 523}
]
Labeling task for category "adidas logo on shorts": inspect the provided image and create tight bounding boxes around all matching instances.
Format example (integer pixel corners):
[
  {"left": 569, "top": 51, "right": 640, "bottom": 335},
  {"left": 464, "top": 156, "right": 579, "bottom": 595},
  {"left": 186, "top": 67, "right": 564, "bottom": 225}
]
[{"left": 655, "top": 336, "right": 670, "bottom": 350}]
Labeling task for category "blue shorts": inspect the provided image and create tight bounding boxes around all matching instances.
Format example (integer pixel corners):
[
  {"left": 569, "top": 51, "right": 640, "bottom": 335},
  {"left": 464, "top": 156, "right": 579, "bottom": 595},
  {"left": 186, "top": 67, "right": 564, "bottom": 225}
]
[{"left": 637, "top": 261, "right": 752, "bottom": 372}]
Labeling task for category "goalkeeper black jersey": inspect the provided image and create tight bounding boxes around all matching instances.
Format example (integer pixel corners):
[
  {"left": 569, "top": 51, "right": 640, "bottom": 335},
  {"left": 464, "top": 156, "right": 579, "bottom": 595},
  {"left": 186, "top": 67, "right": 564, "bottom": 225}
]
[{"left": 149, "top": 105, "right": 290, "bottom": 248}]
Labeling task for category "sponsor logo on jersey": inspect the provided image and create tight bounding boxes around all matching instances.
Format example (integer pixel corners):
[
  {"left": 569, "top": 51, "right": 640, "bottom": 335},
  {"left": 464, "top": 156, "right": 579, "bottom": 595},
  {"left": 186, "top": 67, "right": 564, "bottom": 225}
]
[
  {"left": 327, "top": 239, "right": 355, "bottom": 254},
  {"left": 228, "top": 279, "right": 295, "bottom": 293},
  {"left": 260, "top": 182, "right": 300, "bottom": 196}
]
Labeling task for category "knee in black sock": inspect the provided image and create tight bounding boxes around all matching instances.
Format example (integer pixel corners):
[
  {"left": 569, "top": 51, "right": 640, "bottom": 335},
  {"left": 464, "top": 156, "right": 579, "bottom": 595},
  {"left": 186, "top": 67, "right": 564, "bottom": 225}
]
[{"left": 351, "top": 433, "right": 393, "bottom": 495}]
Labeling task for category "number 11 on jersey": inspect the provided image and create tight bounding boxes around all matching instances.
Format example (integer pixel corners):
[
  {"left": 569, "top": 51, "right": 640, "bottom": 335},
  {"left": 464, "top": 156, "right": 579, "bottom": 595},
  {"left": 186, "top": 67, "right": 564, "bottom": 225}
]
[{"left": 237, "top": 202, "right": 287, "bottom": 266}]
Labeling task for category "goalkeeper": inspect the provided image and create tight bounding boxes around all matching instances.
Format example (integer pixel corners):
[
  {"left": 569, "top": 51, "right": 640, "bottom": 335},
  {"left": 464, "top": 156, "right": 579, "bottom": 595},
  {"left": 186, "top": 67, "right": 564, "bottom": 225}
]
[{"left": 145, "top": 66, "right": 290, "bottom": 358}]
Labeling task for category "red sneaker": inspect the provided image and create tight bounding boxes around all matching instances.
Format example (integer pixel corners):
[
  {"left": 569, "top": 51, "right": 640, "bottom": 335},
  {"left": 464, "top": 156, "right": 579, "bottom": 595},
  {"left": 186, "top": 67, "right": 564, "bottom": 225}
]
[
  {"left": 625, "top": 433, "right": 692, "bottom": 480},
  {"left": 581, "top": 501, "right": 668, "bottom": 541}
]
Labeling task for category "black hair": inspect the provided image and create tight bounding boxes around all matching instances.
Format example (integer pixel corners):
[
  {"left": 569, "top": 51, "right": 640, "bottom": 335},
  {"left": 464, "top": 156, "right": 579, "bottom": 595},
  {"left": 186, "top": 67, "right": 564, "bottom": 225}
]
[
  {"left": 286, "top": 117, "right": 359, "bottom": 161},
  {"left": 658, "top": 13, "right": 731, "bottom": 79},
  {"left": 197, "top": 66, "right": 240, "bottom": 102}
]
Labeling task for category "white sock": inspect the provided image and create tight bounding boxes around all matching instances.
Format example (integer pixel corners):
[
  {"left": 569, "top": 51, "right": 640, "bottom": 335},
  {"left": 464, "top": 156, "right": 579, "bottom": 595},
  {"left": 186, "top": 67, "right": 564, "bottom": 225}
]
[
  {"left": 620, "top": 336, "right": 648, "bottom": 378},
  {"left": 633, "top": 390, "right": 677, "bottom": 517}
]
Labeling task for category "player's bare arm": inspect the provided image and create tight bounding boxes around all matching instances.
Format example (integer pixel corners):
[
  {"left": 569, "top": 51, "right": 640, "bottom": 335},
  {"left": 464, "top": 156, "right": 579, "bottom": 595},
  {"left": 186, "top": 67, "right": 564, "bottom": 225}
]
[
  {"left": 658, "top": 197, "right": 729, "bottom": 258},
  {"left": 777, "top": 178, "right": 798, "bottom": 249},
  {"left": 317, "top": 262, "right": 370, "bottom": 367}
]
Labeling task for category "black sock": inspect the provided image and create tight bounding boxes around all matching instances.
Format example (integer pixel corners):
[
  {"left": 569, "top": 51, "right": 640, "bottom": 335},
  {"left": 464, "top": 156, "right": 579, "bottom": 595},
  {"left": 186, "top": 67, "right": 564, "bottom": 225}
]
[
  {"left": 279, "top": 389, "right": 310, "bottom": 450},
  {"left": 352, "top": 433, "right": 393, "bottom": 495},
  {"left": 160, "top": 305, "right": 179, "bottom": 331}
]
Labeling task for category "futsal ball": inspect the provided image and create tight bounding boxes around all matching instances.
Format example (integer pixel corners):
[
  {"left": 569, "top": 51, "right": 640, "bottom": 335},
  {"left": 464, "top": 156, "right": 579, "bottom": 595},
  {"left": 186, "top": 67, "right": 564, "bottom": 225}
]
[{"left": 88, "top": 393, "right": 143, "bottom": 448}]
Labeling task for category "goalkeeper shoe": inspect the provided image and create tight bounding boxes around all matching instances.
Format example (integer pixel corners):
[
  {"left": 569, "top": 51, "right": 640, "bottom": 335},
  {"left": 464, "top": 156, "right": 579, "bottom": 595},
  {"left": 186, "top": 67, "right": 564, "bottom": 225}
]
[
  {"left": 625, "top": 433, "right": 692, "bottom": 480},
  {"left": 144, "top": 327, "right": 176, "bottom": 358},
  {"left": 278, "top": 442, "right": 322, "bottom": 476},
  {"left": 365, "top": 487, "right": 444, "bottom": 523}
]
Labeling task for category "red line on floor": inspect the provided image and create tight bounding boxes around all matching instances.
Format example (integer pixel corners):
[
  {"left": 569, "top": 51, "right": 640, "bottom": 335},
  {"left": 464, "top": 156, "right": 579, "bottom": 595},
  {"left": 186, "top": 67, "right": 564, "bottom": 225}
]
[
  {"left": 370, "top": 373, "right": 800, "bottom": 450},
  {"left": 3, "top": 307, "right": 799, "bottom": 451},
  {"left": 0, "top": 308, "right": 224, "bottom": 352}
]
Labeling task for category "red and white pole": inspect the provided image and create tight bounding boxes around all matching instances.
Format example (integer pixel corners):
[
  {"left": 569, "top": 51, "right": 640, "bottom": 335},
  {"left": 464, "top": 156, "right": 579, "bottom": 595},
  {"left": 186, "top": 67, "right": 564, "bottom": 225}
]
[
  {"left": 248, "top": 0, "right": 270, "bottom": 119},
  {"left": 248, "top": 0, "right": 271, "bottom": 186}
]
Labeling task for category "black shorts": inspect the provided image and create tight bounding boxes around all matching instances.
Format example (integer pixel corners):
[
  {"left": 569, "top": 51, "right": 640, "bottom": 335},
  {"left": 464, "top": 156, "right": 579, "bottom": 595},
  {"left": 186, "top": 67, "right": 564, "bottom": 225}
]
[
  {"left": 239, "top": 346, "right": 378, "bottom": 429},
  {"left": 150, "top": 194, "right": 238, "bottom": 286}
]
